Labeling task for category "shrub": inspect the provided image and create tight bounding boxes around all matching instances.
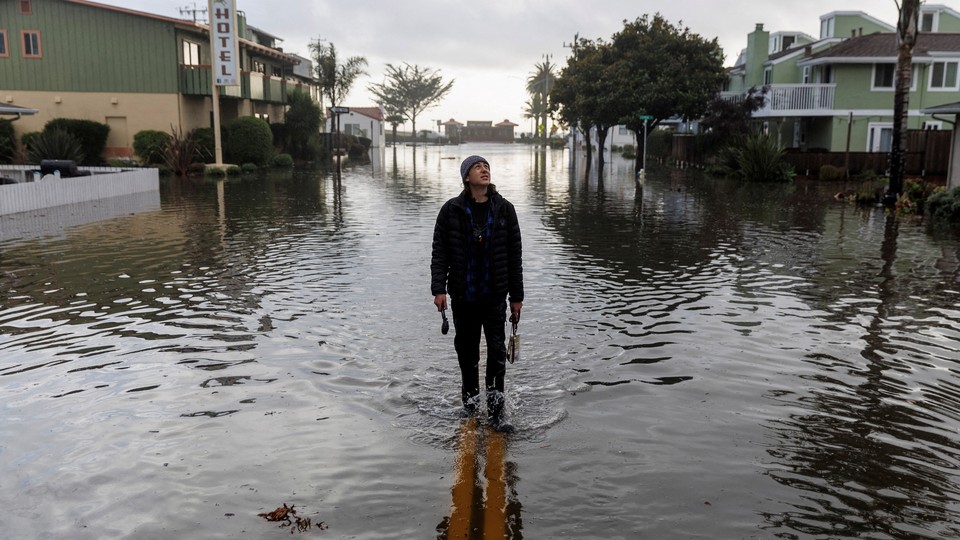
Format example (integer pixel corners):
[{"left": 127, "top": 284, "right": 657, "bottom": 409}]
[
  {"left": 818, "top": 164, "right": 847, "bottom": 181},
  {"left": 737, "top": 133, "right": 794, "bottom": 182},
  {"left": 926, "top": 186, "right": 960, "bottom": 224},
  {"left": 133, "top": 130, "right": 169, "bottom": 165},
  {"left": 241, "top": 162, "right": 258, "bottom": 173},
  {"left": 191, "top": 127, "right": 215, "bottom": 163},
  {"left": 272, "top": 153, "right": 293, "bottom": 168},
  {"left": 205, "top": 166, "right": 226, "bottom": 178},
  {"left": 226, "top": 165, "right": 242, "bottom": 176},
  {"left": 44, "top": 118, "right": 109, "bottom": 165},
  {"left": 27, "top": 128, "right": 85, "bottom": 163},
  {"left": 282, "top": 90, "right": 322, "bottom": 160},
  {"left": 21, "top": 131, "right": 41, "bottom": 151},
  {"left": 164, "top": 126, "right": 199, "bottom": 176},
  {"left": 224, "top": 116, "right": 273, "bottom": 165},
  {"left": 0, "top": 119, "right": 15, "bottom": 164}
]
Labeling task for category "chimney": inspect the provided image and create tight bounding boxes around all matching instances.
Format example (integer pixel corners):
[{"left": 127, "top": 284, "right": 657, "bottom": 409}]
[{"left": 804, "top": 45, "right": 812, "bottom": 56}]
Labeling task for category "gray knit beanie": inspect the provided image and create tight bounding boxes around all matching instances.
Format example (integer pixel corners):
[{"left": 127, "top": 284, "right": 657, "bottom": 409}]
[{"left": 460, "top": 155, "right": 489, "bottom": 182}]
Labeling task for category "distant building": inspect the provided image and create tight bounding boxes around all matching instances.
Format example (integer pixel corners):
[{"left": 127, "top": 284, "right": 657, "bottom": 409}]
[
  {"left": 445, "top": 119, "right": 517, "bottom": 143},
  {"left": 327, "top": 106, "right": 386, "bottom": 149}
]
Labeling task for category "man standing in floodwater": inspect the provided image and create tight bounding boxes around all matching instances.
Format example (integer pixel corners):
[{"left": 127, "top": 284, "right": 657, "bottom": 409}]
[{"left": 431, "top": 155, "right": 524, "bottom": 432}]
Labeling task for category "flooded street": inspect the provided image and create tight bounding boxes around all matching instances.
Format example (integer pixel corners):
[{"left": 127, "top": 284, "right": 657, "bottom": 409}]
[{"left": 2, "top": 144, "right": 960, "bottom": 539}]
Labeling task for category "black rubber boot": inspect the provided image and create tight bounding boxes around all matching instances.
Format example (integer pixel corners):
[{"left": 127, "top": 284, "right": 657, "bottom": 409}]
[{"left": 487, "top": 391, "right": 514, "bottom": 433}]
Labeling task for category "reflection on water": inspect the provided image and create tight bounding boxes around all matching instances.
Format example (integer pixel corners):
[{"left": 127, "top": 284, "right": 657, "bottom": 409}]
[
  {"left": 436, "top": 418, "right": 522, "bottom": 539},
  {"left": 1, "top": 146, "right": 960, "bottom": 538}
]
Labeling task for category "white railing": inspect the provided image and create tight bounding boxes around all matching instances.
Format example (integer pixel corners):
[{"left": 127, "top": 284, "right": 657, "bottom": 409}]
[
  {"left": 0, "top": 167, "right": 159, "bottom": 216},
  {"left": 721, "top": 84, "right": 836, "bottom": 114}
]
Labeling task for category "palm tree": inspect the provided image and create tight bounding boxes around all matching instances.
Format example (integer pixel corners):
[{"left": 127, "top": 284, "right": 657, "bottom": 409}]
[
  {"left": 309, "top": 42, "right": 368, "bottom": 131},
  {"left": 887, "top": 0, "right": 920, "bottom": 204},
  {"left": 526, "top": 56, "right": 557, "bottom": 145},
  {"left": 523, "top": 93, "right": 546, "bottom": 142}
]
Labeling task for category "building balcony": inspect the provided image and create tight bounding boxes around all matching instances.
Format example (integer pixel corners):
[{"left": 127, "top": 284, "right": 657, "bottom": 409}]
[
  {"left": 723, "top": 84, "right": 836, "bottom": 117},
  {"left": 179, "top": 66, "right": 304, "bottom": 104}
]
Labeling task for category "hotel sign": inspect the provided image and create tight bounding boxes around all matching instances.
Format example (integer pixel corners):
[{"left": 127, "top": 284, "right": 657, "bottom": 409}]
[{"left": 209, "top": 0, "right": 239, "bottom": 86}]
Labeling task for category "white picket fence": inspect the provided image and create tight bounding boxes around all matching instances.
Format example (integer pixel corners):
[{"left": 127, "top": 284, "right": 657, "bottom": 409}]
[{"left": 0, "top": 167, "right": 159, "bottom": 216}]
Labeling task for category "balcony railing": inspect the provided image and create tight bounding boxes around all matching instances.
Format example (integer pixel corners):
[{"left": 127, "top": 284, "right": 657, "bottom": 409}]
[
  {"left": 179, "top": 66, "right": 305, "bottom": 105},
  {"left": 722, "top": 84, "right": 836, "bottom": 115}
]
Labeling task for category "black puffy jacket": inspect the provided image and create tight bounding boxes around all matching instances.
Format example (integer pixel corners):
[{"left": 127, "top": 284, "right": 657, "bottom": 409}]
[{"left": 431, "top": 189, "right": 524, "bottom": 303}]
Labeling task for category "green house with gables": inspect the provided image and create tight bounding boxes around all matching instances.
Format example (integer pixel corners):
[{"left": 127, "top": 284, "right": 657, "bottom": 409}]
[
  {"left": 723, "top": 5, "right": 960, "bottom": 156},
  {"left": 0, "top": 0, "right": 319, "bottom": 158}
]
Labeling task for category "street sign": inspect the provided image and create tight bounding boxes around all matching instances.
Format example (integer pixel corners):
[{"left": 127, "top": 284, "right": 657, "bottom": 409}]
[
  {"left": 331, "top": 107, "right": 350, "bottom": 114},
  {"left": 638, "top": 114, "right": 654, "bottom": 120}
]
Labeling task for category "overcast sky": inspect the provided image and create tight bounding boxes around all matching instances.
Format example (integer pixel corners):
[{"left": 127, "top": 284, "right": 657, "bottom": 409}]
[{"left": 100, "top": 0, "right": 905, "bottom": 133}]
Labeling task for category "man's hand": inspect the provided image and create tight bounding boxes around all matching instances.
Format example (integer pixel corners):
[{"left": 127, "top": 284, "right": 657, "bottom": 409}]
[
  {"left": 509, "top": 302, "right": 522, "bottom": 323},
  {"left": 434, "top": 294, "right": 447, "bottom": 312}
]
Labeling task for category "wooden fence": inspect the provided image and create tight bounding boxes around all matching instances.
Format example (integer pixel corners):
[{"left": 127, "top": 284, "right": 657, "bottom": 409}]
[{"left": 672, "top": 129, "right": 952, "bottom": 177}]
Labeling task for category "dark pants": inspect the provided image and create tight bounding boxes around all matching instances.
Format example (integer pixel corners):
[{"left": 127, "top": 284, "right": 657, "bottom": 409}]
[{"left": 451, "top": 297, "right": 507, "bottom": 413}]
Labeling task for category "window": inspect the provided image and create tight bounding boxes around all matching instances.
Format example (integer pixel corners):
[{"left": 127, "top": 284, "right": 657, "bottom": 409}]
[
  {"left": 868, "top": 123, "right": 893, "bottom": 152},
  {"left": 873, "top": 63, "right": 895, "bottom": 89},
  {"left": 253, "top": 61, "right": 265, "bottom": 74},
  {"left": 0, "top": 30, "right": 7, "bottom": 58},
  {"left": 21, "top": 30, "right": 40, "bottom": 58},
  {"left": 921, "top": 12, "right": 937, "bottom": 32},
  {"left": 820, "top": 17, "right": 835, "bottom": 39},
  {"left": 802, "top": 66, "right": 810, "bottom": 84},
  {"left": 763, "top": 68, "right": 772, "bottom": 85},
  {"left": 182, "top": 40, "right": 201, "bottom": 66},
  {"left": 922, "top": 121, "right": 943, "bottom": 131},
  {"left": 930, "top": 61, "right": 959, "bottom": 89},
  {"left": 19, "top": 1, "right": 32, "bottom": 15},
  {"left": 782, "top": 35, "right": 795, "bottom": 51},
  {"left": 272, "top": 66, "right": 282, "bottom": 77}
]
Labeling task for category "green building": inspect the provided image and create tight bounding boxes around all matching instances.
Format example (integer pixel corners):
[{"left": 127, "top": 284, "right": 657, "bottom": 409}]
[
  {"left": 0, "top": 0, "right": 318, "bottom": 158},
  {"left": 723, "top": 6, "right": 960, "bottom": 154}
]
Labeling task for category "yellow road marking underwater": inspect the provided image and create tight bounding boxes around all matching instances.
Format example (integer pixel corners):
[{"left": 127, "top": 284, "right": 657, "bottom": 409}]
[{"left": 440, "top": 418, "right": 520, "bottom": 539}]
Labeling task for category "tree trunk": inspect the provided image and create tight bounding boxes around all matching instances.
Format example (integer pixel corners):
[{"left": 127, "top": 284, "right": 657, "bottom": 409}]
[
  {"left": 582, "top": 127, "right": 593, "bottom": 171},
  {"left": 595, "top": 124, "right": 609, "bottom": 170},
  {"left": 888, "top": 0, "right": 919, "bottom": 204}
]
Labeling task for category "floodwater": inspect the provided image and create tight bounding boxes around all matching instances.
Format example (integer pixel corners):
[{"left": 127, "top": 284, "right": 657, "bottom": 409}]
[{"left": 2, "top": 144, "right": 960, "bottom": 539}]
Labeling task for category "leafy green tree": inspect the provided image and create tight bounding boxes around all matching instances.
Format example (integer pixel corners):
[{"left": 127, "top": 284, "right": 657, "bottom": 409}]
[
  {"left": 550, "top": 37, "right": 620, "bottom": 170},
  {"left": 609, "top": 14, "right": 726, "bottom": 171},
  {"left": 699, "top": 86, "right": 768, "bottom": 152},
  {"left": 368, "top": 63, "right": 453, "bottom": 145},
  {"left": 526, "top": 57, "right": 557, "bottom": 145},
  {"left": 283, "top": 89, "right": 322, "bottom": 160}
]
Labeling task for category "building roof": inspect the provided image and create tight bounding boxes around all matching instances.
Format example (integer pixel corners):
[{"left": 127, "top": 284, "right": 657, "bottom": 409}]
[
  {"left": 819, "top": 11, "right": 896, "bottom": 32},
  {"left": 443, "top": 118, "right": 464, "bottom": 126},
  {"left": 496, "top": 119, "right": 518, "bottom": 127},
  {"left": 798, "top": 32, "right": 960, "bottom": 66},
  {"left": 66, "top": 0, "right": 196, "bottom": 27},
  {"left": 329, "top": 107, "right": 384, "bottom": 121},
  {"left": 66, "top": 0, "right": 300, "bottom": 64}
]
